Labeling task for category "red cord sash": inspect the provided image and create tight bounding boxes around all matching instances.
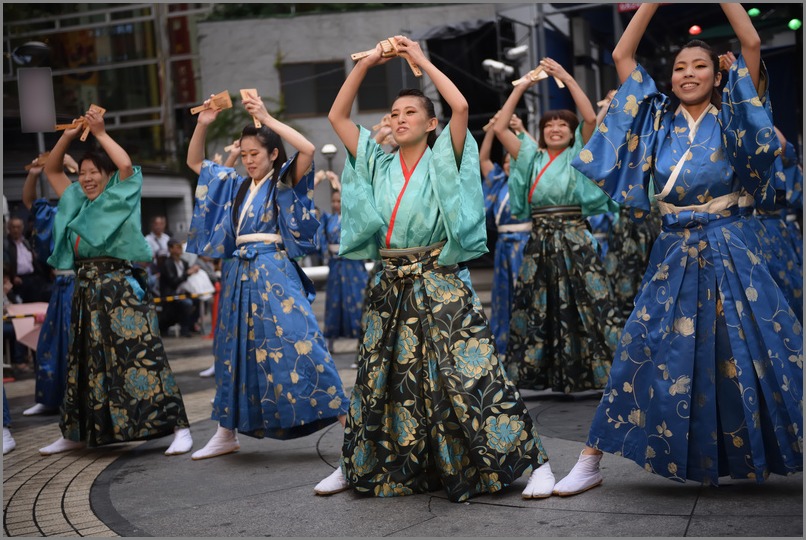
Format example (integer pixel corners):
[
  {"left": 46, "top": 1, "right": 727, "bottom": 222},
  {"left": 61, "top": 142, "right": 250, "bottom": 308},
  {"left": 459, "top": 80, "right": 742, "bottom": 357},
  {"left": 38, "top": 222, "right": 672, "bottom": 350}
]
[
  {"left": 74, "top": 235, "right": 81, "bottom": 256},
  {"left": 385, "top": 149, "right": 426, "bottom": 249},
  {"left": 528, "top": 149, "right": 564, "bottom": 203}
]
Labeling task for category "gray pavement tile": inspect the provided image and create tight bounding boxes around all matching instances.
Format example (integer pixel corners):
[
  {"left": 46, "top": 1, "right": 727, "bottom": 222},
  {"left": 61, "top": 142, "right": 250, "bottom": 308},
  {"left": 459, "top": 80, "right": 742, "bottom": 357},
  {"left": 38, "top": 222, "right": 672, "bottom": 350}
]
[
  {"left": 685, "top": 515, "right": 804, "bottom": 537},
  {"left": 391, "top": 497, "right": 693, "bottom": 537},
  {"left": 691, "top": 474, "right": 803, "bottom": 515}
]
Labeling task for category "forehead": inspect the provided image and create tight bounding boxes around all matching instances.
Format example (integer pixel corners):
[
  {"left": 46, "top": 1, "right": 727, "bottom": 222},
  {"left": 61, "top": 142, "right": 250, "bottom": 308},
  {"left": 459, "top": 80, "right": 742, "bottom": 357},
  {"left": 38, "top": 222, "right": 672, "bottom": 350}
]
[
  {"left": 674, "top": 47, "right": 712, "bottom": 64},
  {"left": 240, "top": 136, "right": 264, "bottom": 151},
  {"left": 391, "top": 96, "right": 423, "bottom": 112}
]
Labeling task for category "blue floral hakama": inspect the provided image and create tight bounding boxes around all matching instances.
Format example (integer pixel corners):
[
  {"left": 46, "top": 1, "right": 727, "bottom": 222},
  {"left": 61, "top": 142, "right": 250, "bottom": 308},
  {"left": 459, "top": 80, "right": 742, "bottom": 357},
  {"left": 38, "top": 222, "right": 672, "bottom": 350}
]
[
  {"left": 31, "top": 199, "right": 74, "bottom": 410},
  {"left": 571, "top": 58, "right": 802, "bottom": 484},
  {"left": 320, "top": 212, "right": 368, "bottom": 340},
  {"left": 187, "top": 158, "right": 348, "bottom": 439},
  {"left": 482, "top": 164, "right": 531, "bottom": 357}
]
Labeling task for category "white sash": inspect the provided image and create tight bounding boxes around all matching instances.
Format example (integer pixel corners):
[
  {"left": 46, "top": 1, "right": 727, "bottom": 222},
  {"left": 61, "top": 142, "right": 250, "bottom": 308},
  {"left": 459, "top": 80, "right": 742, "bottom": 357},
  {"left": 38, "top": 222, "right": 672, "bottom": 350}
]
[
  {"left": 236, "top": 233, "right": 282, "bottom": 246},
  {"left": 498, "top": 223, "right": 532, "bottom": 233}
]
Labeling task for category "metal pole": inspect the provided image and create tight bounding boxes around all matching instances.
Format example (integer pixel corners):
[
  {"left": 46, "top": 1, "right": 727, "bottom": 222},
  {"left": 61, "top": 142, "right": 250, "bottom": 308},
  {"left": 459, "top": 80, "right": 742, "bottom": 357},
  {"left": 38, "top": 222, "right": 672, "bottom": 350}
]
[
  {"left": 155, "top": 4, "right": 177, "bottom": 164},
  {"left": 536, "top": 3, "right": 549, "bottom": 116},
  {"left": 36, "top": 132, "right": 48, "bottom": 198}
]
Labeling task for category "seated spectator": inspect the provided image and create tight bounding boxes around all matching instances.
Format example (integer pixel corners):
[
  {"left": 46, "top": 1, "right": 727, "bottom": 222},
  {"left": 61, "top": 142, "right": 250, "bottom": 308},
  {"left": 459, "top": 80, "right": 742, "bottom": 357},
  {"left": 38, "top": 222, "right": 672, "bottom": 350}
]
[
  {"left": 4, "top": 216, "right": 50, "bottom": 302},
  {"left": 145, "top": 215, "right": 171, "bottom": 272},
  {"left": 3, "top": 268, "right": 30, "bottom": 375},
  {"left": 158, "top": 239, "right": 199, "bottom": 337}
]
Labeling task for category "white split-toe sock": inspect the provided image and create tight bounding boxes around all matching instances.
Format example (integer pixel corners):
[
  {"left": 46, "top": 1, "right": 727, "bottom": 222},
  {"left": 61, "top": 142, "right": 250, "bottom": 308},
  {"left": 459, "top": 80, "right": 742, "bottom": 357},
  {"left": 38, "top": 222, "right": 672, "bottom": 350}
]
[
  {"left": 199, "top": 365, "right": 215, "bottom": 378},
  {"left": 522, "top": 461, "right": 556, "bottom": 499},
  {"left": 165, "top": 427, "right": 194, "bottom": 456},
  {"left": 3, "top": 427, "right": 16, "bottom": 455},
  {"left": 23, "top": 403, "right": 58, "bottom": 416},
  {"left": 553, "top": 451, "right": 603, "bottom": 496},
  {"left": 314, "top": 466, "right": 350, "bottom": 495},
  {"left": 191, "top": 426, "right": 239, "bottom": 460},
  {"left": 39, "top": 437, "right": 86, "bottom": 456}
]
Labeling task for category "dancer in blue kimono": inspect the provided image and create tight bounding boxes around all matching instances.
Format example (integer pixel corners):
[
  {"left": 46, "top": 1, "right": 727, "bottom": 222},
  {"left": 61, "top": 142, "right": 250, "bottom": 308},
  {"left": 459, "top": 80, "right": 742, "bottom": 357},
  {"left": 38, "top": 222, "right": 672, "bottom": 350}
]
[
  {"left": 3, "top": 390, "right": 14, "bottom": 455},
  {"left": 776, "top": 130, "right": 803, "bottom": 265},
  {"left": 555, "top": 3, "right": 802, "bottom": 496},
  {"left": 20, "top": 155, "right": 77, "bottom": 416},
  {"left": 186, "top": 91, "right": 348, "bottom": 460},
  {"left": 493, "top": 57, "right": 622, "bottom": 395},
  {"left": 479, "top": 112, "right": 532, "bottom": 357},
  {"left": 319, "top": 186, "right": 368, "bottom": 352},
  {"left": 315, "top": 35, "right": 552, "bottom": 502}
]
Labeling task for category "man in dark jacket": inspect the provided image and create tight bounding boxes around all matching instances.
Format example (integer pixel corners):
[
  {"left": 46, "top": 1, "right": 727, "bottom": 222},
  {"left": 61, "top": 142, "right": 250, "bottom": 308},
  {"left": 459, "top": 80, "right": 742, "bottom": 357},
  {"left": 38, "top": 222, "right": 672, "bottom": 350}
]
[{"left": 158, "top": 239, "right": 198, "bottom": 337}]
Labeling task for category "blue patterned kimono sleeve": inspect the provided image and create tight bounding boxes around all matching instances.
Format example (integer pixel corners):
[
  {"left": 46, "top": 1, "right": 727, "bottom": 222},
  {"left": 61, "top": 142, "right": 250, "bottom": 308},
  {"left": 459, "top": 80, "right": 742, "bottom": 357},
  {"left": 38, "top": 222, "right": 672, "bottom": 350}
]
[
  {"left": 276, "top": 154, "right": 320, "bottom": 259},
  {"left": 507, "top": 133, "right": 538, "bottom": 221},
  {"left": 429, "top": 122, "right": 488, "bottom": 266},
  {"left": 31, "top": 198, "right": 57, "bottom": 262},
  {"left": 783, "top": 142, "right": 803, "bottom": 210},
  {"left": 482, "top": 164, "right": 506, "bottom": 226},
  {"left": 187, "top": 160, "right": 243, "bottom": 258},
  {"left": 339, "top": 125, "right": 386, "bottom": 261},
  {"left": 571, "top": 64, "right": 664, "bottom": 215},
  {"left": 719, "top": 54, "right": 781, "bottom": 210}
]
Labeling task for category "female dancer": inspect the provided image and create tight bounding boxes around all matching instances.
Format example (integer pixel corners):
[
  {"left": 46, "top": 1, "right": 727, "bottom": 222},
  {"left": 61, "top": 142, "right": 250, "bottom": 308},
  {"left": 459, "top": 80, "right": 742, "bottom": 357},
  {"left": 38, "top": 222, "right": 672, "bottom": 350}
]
[
  {"left": 493, "top": 57, "right": 622, "bottom": 395},
  {"left": 556, "top": 3, "right": 802, "bottom": 495},
  {"left": 315, "top": 36, "right": 552, "bottom": 502},
  {"left": 186, "top": 91, "right": 348, "bottom": 460},
  {"left": 318, "top": 179, "right": 369, "bottom": 353},
  {"left": 21, "top": 154, "right": 78, "bottom": 416},
  {"left": 39, "top": 108, "right": 193, "bottom": 456},
  {"left": 479, "top": 112, "right": 532, "bottom": 357}
]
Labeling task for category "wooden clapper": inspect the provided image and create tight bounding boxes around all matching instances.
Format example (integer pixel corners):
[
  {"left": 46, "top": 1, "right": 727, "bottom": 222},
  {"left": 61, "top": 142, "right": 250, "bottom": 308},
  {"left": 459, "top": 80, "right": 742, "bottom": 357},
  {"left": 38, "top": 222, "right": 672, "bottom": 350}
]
[
  {"left": 512, "top": 64, "right": 565, "bottom": 88},
  {"left": 189, "top": 91, "right": 233, "bottom": 115},
  {"left": 53, "top": 104, "right": 107, "bottom": 142},
  {"left": 240, "top": 89, "right": 261, "bottom": 128},
  {"left": 351, "top": 37, "right": 422, "bottom": 77}
]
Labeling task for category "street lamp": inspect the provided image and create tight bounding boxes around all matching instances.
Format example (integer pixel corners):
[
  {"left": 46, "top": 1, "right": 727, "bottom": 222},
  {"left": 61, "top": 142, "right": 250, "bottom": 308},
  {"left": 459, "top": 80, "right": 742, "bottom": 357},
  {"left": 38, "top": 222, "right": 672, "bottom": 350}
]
[{"left": 321, "top": 143, "right": 338, "bottom": 173}]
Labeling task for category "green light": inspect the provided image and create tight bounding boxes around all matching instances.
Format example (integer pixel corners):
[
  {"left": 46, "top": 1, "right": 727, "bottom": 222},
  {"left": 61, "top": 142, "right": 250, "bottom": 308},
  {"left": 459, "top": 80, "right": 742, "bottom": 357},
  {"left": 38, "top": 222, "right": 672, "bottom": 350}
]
[
  {"left": 747, "top": 7, "right": 760, "bottom": 17},
  {"left": 789, "top": 18, "right": 803, "bottom": 31}
]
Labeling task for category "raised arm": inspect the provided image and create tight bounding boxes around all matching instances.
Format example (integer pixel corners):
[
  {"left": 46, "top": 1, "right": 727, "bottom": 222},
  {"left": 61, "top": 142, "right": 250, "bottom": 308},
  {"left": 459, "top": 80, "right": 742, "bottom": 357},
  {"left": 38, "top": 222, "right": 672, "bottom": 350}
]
[
  {"left": 720, "top": 3, "right": 761, "bottom": 92},
  {"left": 243, "top": 94, "right": 315, "bottom": 185},
  {"left": 479, "top": 113, "right": 499, "bottom": 178},
  {"left": 186, "top": 96, "right": 224, "bottom": 175},
  {"left": 22, "top": 161, "right": 43, "bottom": 210},
  {"left": 539, "top": 57, "right": 596, "bottom": 144},
  {"left": 611, "top": 3, "right": 660, "bottom": 83},
  {"left": 328, "top": 44, "right": 391, "bottom": 159},
  {"left": 394, "top": 36, "right": 468, "bottom": 157},
  {"left": 493, "top": 82, "right": 530, "bottom": 160},
  {"left": 43, "top": 123, "right": 83, "bottom": 198},
  {"left": 85, "top": 108, "right": 133, "bottom": 180},
  {"left": 223, "top": 139, "right": 240, "bottom": 168},
  {"left": 595, "top": 90, "right": 617, "bottom": 126}
]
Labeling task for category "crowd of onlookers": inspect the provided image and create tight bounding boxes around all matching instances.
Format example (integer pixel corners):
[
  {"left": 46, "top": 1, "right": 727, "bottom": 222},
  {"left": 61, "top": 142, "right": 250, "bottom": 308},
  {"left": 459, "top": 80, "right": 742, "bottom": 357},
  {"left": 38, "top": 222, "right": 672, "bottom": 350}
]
[{"left": 2, "top": 199, "right": 221, "bottom": 380}]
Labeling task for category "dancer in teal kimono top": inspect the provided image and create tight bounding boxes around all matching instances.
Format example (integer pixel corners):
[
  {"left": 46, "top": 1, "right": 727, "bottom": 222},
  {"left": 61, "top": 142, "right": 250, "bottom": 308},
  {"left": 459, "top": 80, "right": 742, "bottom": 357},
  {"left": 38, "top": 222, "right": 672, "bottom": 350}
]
[
  {"left": 554, "top": 3, "right": 802, "bottom": 497},
  {"left": 186, "top": 91, "right": 348, "bottom": 461},
  {"left": 38, "top": 108, "right": 192, "bottom": 457},
  {"left": 493, "top": 57, "right": 622, "bottom": 395},
  {"left": 315, "top": 35, "right": 552, "bottom": 502},
  {"left": 21, "top": 157, "right": 76, "bottom": 416}
]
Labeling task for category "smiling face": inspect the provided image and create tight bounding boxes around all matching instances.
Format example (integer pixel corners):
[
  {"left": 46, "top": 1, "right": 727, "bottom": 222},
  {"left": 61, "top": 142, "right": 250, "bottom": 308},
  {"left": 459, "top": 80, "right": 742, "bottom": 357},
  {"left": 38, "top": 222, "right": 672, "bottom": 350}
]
[
  {"left": 389, "top": 95, "right": 437, "bottom": 148},
  {"left": 671, "top": 46, "right": 721, "bottom": 109},
  {"left": 542, "top": 118, "right": 573, "bottom": 152},
  {"left": 240, "top": 135, "right": 278, "bottom": 180},
  {"left": 78, "top": 159, "right": 111, "bottom": 201}
]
